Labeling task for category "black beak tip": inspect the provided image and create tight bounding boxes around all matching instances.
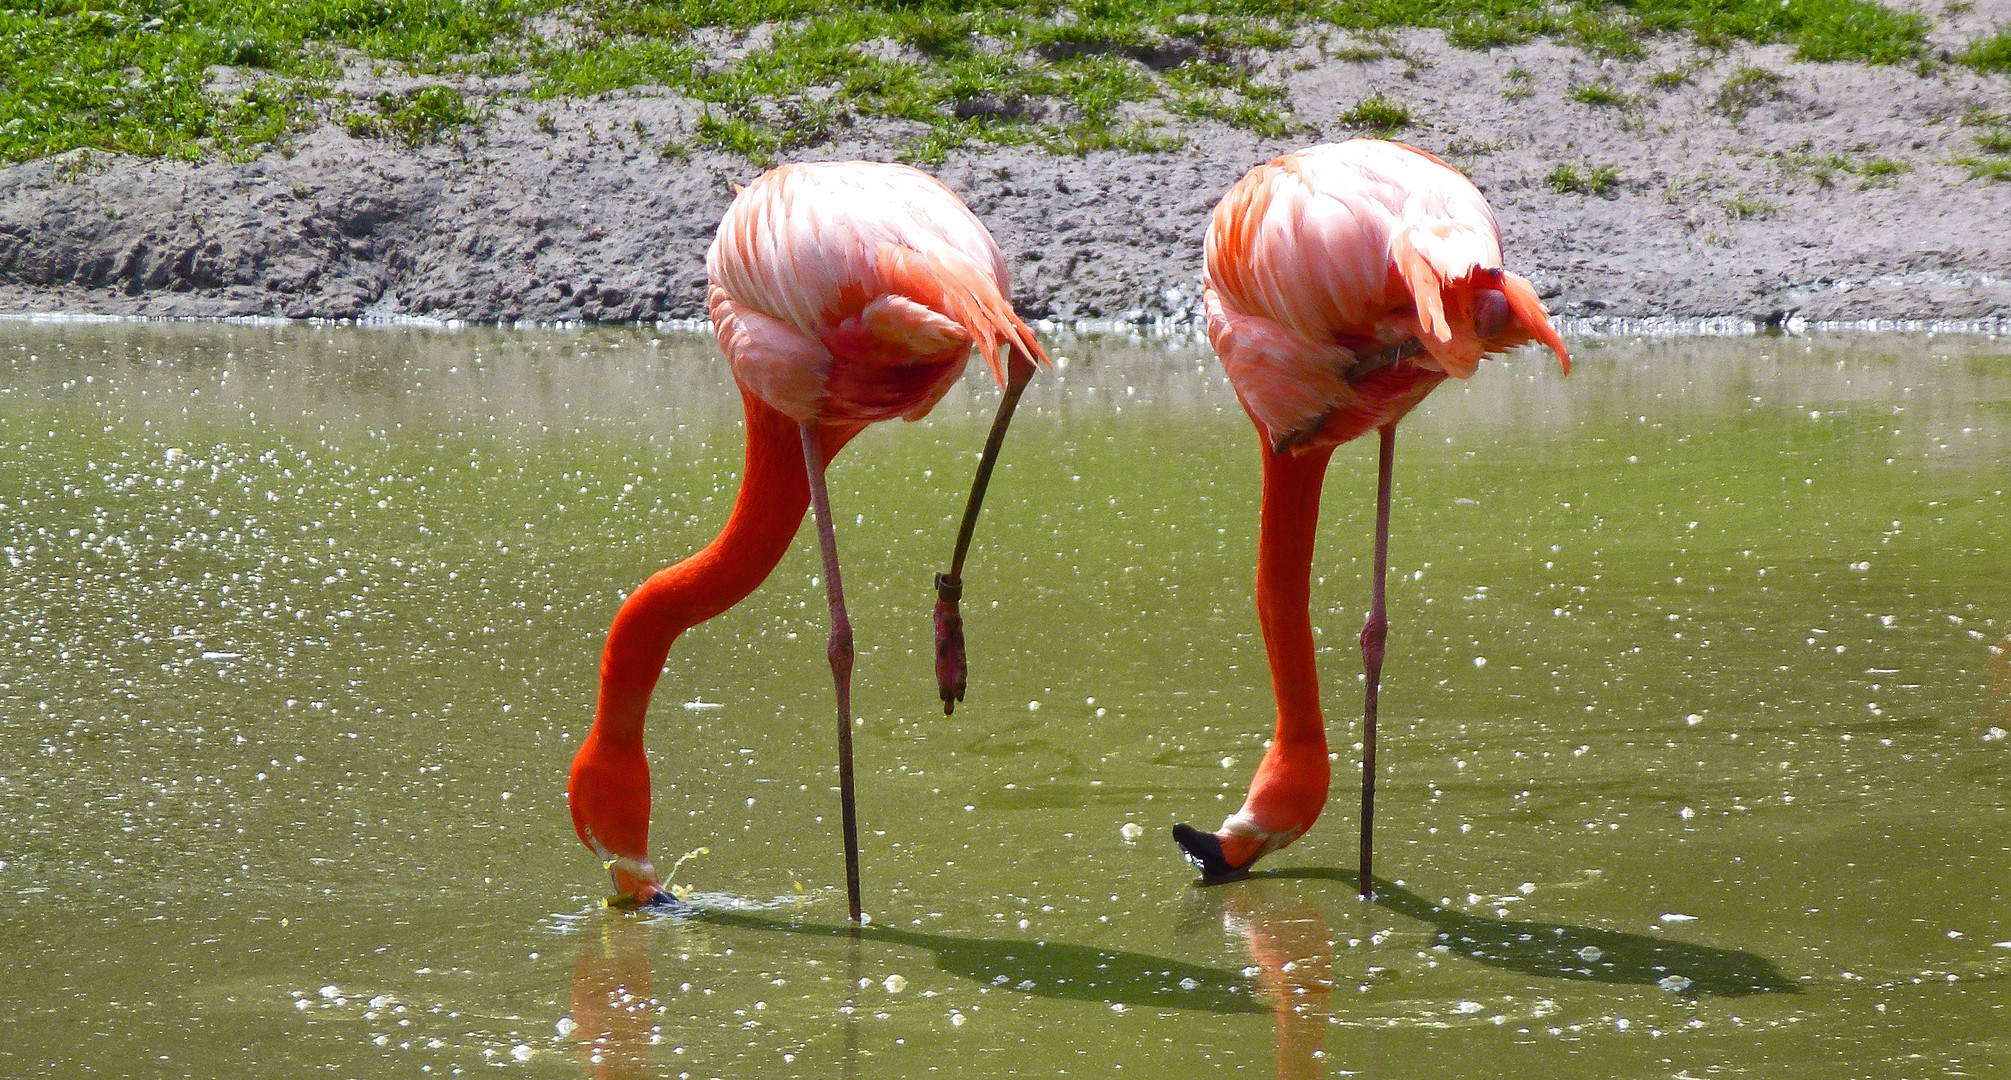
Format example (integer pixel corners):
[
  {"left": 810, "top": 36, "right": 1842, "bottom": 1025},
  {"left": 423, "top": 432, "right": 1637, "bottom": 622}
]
[
  {"left": 1172, "top": 823, "right": 1252, "bottom": 885},
  {"left": 641, "top": 890, "right": 690, "bottom": 913}
]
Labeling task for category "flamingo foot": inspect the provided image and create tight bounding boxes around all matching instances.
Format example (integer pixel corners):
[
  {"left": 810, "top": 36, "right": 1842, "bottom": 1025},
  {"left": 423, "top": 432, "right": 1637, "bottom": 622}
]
[
  {"left": 933, "top": 574, "right": 967, "bottom": 715},
  {"left": 1172, "top": 824, "right": 1257, "bottom": 885}
]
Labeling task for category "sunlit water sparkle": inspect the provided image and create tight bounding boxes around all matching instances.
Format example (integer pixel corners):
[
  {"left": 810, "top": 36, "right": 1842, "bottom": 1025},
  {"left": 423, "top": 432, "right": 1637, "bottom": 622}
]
[{"left": 1, "top": 322, "right": 2006, "bottom": 1077}]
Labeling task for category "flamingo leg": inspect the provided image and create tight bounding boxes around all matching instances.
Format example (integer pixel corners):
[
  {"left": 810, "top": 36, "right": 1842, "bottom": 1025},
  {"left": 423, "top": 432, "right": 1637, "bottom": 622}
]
[
  {"left": 801, "top": 424, "right": 865, "bottom": 923},
  {"left": 933, "top": 351, "right": 1034, "bottom": 714},
  {"left": 1359, "top": 423, "right": 1396, "bottom": 901}
]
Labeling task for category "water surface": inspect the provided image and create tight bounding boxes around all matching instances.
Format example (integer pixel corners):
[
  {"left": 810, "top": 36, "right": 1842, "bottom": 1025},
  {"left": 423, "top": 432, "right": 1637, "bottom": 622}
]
[{"left": 1, "top": 321, "right": 2006, "bottom": 1077}]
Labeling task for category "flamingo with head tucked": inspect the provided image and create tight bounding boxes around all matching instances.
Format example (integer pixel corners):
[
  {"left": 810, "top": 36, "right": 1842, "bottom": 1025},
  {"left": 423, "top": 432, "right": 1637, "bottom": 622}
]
[
  {"left": 567, "top": 160, "right": 1047, "bottom": 920},
  {"left": 1172, "top": 140, "right": 1570, "bottom": 896}
]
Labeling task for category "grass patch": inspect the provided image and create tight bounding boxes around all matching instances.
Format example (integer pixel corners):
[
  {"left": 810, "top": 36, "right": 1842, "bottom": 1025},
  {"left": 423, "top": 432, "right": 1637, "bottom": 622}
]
[
  {"left": 342, "top": 86, "right": 481, "bottom": 147},
  {"left": 1723, "top": 191, "right": 1775, "bottom": 218},
  {"left": 1960, "top": 27, "right": 2011, "bottom": 73},
  {"left": 1714, "top": 65, "right": 1785, "bottom": 121},
  {"left": 0, "top": 0, "right": 1935, "bottom": 166},
  {"left": 1775, "top": 143, "right": 1910, "bottom": 187},
  {"left": 1338, "top": 94, "right": 1412, "bottom": 136},
  {"left": 1956, "top": 109, "right": 2011, "bottom": 181},
  {"left": 1548, "top": 161, "right": 1622, "bottom": 195},
  {"left": 1618, "top": 0, "right": 1926, "bottom": 63},
  {"left": 1957, "top": 157, "right": 2011, "bottom": 180},
  {"left": 1569, "top": 79, "right": 1635, "bottom": 107},
  {"left": 1501, "top": 66, "right": 1535, "bottom": 101}
]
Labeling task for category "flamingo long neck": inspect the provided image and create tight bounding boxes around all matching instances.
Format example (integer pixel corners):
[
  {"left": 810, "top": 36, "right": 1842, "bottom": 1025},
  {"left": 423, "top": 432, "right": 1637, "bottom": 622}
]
[
  {"left": 593, "top": 396, "right": 813, "bottom": 743},
  {"left": 569, "top": 391, "right": 851, "bottom": 866},
  {"left": 1255, "top": 446, "right": 1337, "bottom": 753}
]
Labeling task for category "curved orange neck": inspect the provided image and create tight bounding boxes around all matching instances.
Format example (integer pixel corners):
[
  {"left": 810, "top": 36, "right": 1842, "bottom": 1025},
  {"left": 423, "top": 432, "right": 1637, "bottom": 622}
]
[
  {"left": 568, "top": 390, "right": 855, "bottom": 871},
  {"left": 1218, "top": 442, "right": 1338, "bottom": 862},
  {"left": 1256, "top": 446, "right": 1335, "bottom": 750}
]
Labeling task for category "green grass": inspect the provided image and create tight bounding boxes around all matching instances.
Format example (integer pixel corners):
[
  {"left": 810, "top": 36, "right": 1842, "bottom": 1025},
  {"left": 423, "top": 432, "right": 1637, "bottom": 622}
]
[
  {"left": 1547, "top": 161, "right": 1622, "bottom": 195},
  {"left": 342, "top": 86, "right": 482, "bottom": 147},
  {"left": 1569, "top": 78, "right": 1635, "bottom": 107},
  {"left": 1957, "top": 157, "right": 2011, "bottom": 180},
  {"left": 1957, "top": 109, "right": 2011, "bottom": 181},
  {"left": 1338, "top": 93, "right": 1412, "bottom": 135},
  {"left": 1713, "top": 64, "right": 1785, "bottom": 120},
  {"left": 1723, "top": 191, "right": 1775, "bottom": 217},
  {"left": 1961, "top": 27, "right": 2011, "bottom": 73},
  {"left": 1774, "top": 142, "right": 1911, "bottom": 187},
  {"left": 0, "top": 0, "right": 1936, "bottom": 166}
]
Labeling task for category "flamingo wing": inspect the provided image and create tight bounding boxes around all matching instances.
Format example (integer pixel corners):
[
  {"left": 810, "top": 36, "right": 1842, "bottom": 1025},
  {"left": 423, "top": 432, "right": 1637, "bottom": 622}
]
[
  {"left": 1205, "top": 140, "right": 1566, "bottom": 446},
  {"left": 707, "top": 162, "right": 1047, "bottom": 421}
]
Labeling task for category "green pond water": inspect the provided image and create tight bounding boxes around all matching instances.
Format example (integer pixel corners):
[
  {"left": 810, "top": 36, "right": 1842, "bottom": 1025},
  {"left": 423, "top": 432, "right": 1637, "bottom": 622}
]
[{"left": 1, "top": 320, "right": 2006, "bottom": 1079}]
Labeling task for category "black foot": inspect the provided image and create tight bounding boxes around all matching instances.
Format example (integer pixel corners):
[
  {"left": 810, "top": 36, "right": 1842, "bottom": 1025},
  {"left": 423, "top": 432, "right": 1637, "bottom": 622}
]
[{"left": 1172, "top": 823, "right": 1253, "bottom": 885}]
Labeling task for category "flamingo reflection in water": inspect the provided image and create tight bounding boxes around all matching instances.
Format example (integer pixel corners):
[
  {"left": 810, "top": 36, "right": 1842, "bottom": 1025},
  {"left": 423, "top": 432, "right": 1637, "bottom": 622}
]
[
  {"left": 1217, "top": 886, "right": 1338, "bottom": 1080},
  {"left": 568, "top": 921, "right": 659, "bottom": 1080}
]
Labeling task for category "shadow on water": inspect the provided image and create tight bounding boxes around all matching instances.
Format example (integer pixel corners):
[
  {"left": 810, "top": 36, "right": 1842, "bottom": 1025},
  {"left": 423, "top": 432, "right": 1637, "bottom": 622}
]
[
  {"left": 695, "top": 909, "right": 1266, "bottom": 1014},
  {"left": 1259, "top": 868, "right": 1799, "bottom": 997}
]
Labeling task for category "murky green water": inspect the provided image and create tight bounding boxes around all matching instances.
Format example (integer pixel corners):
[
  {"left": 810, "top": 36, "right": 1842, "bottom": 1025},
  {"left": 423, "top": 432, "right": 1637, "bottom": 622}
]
[{"left": 2, "top": 321, "right": 2006, "bottom": 1078}]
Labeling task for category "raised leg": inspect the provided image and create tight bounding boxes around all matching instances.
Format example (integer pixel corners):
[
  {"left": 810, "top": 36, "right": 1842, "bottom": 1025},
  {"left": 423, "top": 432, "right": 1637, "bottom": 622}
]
[
  {"left": 802, "top": 423, "right": 864, "bottom": 923},
  {"left": 1359, "top": 423, "right": 1396, "bottom": 901},
  {"left": 934, "top": 351, "right": 1034, "bottom": 714}
]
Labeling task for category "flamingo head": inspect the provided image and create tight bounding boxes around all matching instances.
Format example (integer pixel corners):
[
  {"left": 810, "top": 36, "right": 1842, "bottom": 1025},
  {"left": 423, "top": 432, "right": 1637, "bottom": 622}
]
[
  {"left": 1472, "top": 267, "right": 1571, "bottom": 375},
  {"left": 568, "top": 733, "right": 663, "bottom": 904}
]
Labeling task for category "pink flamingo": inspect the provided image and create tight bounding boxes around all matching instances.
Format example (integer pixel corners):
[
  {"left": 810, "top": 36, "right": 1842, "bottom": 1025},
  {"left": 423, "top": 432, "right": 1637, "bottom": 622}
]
[
  {"left": 567, "top": 161, "right": 1047, "bottom": 919},
  {"left": 1173, "top": 140, "right": 1570, "bottom": 896}
]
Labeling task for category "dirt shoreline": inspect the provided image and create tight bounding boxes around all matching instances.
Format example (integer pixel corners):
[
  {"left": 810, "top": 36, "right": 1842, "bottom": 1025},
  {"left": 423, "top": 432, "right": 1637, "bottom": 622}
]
[{"left": 2, "top": 28, "right": 2007, "bottom": 327}]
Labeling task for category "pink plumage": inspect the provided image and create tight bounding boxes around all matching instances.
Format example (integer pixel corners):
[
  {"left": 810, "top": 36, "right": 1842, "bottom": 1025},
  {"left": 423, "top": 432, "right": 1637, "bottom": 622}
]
[
  {"left": 1204, "top": 139, "right": 1567, "bottom": 452},
  {"left": 707, "top": 161, "right": 1047, "bottom": 426},
  {"left": 1174, "top": 139, "right": 1571, "bottom": 889}
]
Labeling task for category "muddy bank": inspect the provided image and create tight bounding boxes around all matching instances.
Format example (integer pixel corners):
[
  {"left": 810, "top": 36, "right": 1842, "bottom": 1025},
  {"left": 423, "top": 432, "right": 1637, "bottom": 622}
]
[{"left": 2, "top": 30, "right": 2007, "bottom": 326}]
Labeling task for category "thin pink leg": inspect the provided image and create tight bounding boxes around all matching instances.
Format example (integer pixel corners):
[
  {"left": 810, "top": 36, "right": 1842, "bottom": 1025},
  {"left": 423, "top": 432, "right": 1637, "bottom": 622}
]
[
  {"left": 1359, "top": 424, "right": 1395, "bottom": 901},
  {"left": 802, "top": 424, "right": 863, "bottom": 923}
]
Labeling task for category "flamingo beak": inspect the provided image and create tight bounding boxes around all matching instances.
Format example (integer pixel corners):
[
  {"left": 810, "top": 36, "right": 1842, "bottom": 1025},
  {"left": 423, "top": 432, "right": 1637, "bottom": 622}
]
[{"left": 585, "top": 831, "right": 664, "bottom": 905}]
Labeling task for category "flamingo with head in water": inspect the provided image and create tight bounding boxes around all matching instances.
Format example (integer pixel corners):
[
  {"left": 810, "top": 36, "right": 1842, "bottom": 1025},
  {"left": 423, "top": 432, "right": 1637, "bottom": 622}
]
[
  {"left": 567, "top": 160, "right": 1047, "bottom": 919},
  {"left": 1172, "top": 140, "right": 1570, "bottom": 895}
]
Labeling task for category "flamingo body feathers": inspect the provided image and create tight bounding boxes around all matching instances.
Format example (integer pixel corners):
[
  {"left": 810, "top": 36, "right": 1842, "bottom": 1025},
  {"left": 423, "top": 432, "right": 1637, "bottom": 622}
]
[
  {"left": 707, "top": 161, "right": 1048, "bottom": 426},
  {"left": 1205, "top": 140, "right": 1567, "bottom": 453}
]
